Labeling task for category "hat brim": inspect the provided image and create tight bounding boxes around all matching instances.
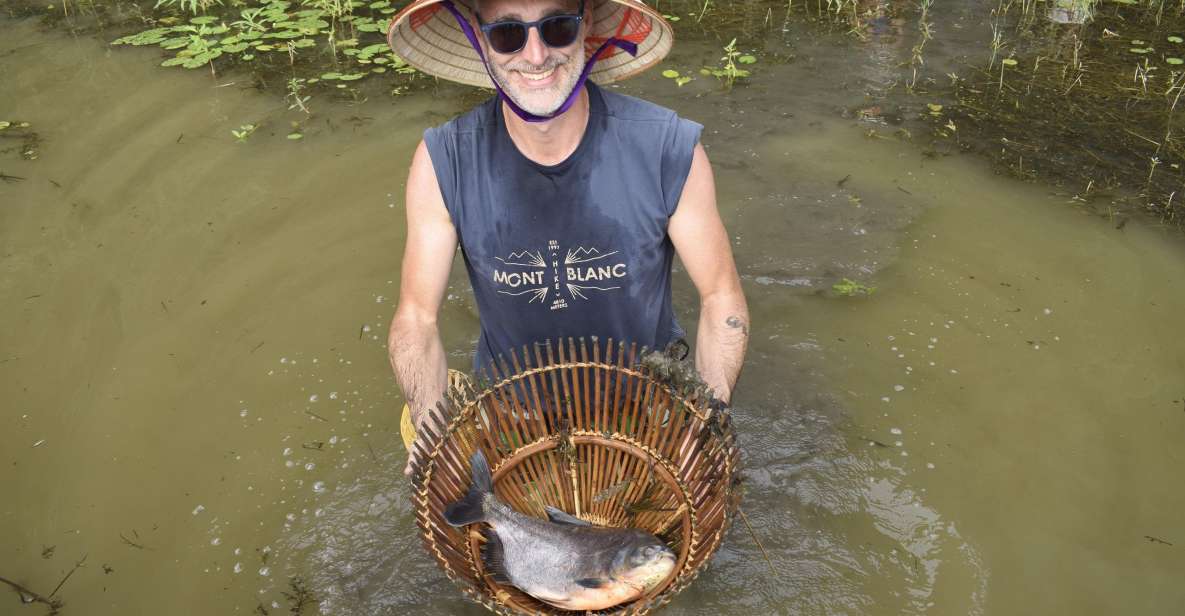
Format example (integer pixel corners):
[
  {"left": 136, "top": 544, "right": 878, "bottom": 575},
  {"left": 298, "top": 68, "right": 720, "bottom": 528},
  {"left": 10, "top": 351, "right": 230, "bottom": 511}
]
[{"left": 387, "top": 0, "right": 674, "bottom": 88}]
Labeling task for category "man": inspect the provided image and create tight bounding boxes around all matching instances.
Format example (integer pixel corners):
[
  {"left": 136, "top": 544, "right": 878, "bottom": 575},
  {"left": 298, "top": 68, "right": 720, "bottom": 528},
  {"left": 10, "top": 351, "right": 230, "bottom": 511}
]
[{"left": 386, "top": 0, "right": 748, "bottom": 474}]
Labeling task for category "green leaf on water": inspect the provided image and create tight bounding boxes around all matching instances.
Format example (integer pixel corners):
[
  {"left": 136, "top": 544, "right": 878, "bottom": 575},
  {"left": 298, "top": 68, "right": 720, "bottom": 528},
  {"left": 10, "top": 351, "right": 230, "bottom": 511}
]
[
  {"left": 371, "top": 67, "right": 387, "bottom": 73},
  {"left": 287, "top": 132, "right": 303, "bottom": 140},
  {"left": 1168, "top": 57, "right": 1184, "bottom": 64},
  {"left": 927, "top": 103, "right": 944, "bottom": 113},
  {"left": 1132, "top": 39, "right": 1146, "bottom": 45},
  {"left": 663, "top": 13, "right": 680, "bottom": 21},
  {"left": 1130, "top": 47, "right": 1152, "bottom": 54},
  {"left": 338, "top": 73, "right": 365, "bottom": 81},
  {"left": 321, "top": 72, "right": 342, "bottom": 79},
  {"left": 699, "top": 68, "right": 712, "bottom": 76},
  {"left": 675, "top": 76, "right": 691, "bottom": 86},
  {"left": 661, "top": 69, "right": 679, "bottom": 78},
  {"left": 242, "top": 54, "right": 255, "bottom": 61},
  {"left": 1002, "top": 58, "right": 1018, "bottom": 66},
  {"left": 0, "top": 121, "right": 10, "bottom": 130},
  {"left": 190, "top": 15, "right": 218, "bottom": 24},
  {"left": 738, "top": 55, "right": 757, "bottom": 64},
  {"left": 1169, "top": 35, "right": 1184, "bottom": 43}
]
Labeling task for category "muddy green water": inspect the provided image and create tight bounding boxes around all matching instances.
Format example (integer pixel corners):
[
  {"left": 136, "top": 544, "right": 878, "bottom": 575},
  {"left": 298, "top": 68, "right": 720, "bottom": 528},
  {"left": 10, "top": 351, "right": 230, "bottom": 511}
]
[{"left": 2, "top": 7, "right": 1184, "bottom": 616}]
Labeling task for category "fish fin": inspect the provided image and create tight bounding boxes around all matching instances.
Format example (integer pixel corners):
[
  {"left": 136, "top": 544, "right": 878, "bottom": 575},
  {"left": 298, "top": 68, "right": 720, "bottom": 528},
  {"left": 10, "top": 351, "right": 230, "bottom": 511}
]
[
  {"left": 443, "top": 451, "right": 492, "bottom": 527},
  {"left": 544, "top": 505, "right": 592, "bottom": 526},
  {"left": 574, "top": 577, "right": 610, "bottom": 589},
  {"left": 480, "top": 529, "right": 510, "bottom": 584}
]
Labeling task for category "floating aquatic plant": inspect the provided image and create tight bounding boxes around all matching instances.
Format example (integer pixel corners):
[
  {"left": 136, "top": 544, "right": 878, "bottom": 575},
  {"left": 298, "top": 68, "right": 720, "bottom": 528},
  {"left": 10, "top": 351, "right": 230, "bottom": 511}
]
[
  {"left": 661, "top": 68, "right": 693, "bottom": 87},
  {"left": 111, "top": 0, "right": 415, "bottom": 89}
]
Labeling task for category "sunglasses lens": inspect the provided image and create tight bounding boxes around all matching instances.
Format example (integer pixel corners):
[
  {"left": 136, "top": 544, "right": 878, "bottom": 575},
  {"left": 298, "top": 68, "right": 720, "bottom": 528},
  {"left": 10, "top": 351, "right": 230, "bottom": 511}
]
[
  {"left": 488, "top": 23, "right": 528, "bottom": 54},
  {"left": 540, "top": 16, "right": 580, "bottom": 48}
]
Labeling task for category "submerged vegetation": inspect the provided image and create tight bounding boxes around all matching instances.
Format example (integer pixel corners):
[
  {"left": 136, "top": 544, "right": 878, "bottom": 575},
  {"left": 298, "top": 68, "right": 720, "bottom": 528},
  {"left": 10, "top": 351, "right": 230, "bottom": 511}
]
[{"left": 922, "top": 0, "right": 1185, "bottom": 225}]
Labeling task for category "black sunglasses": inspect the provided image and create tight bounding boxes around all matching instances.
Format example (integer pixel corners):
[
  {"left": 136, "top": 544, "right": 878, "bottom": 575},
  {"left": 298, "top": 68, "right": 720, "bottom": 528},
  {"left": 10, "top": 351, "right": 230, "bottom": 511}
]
[{"left": 477, "top": 1, "right": 586, "bottom": 55}]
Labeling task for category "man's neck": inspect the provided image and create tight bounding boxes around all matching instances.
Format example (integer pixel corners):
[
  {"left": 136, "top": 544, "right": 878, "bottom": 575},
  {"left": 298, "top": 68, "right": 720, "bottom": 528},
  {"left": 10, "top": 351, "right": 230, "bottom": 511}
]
[{"left": 501, "top": 86, "right": 590, "bottom": 167}]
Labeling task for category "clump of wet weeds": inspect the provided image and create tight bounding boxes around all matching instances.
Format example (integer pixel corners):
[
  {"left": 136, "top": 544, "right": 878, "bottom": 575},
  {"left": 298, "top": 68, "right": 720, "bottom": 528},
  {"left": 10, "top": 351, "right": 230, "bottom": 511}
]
[
  {"left": 832, "top": 278, "right": 877, "bottom": 296},
  {"left": 921, "top": 0, "right": 1185, "bottom": 227}
]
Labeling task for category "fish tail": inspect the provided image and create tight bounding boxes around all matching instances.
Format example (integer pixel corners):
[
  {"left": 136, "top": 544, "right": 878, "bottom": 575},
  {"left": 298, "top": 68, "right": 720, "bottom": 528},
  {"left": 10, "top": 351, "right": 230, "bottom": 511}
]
[{"left": 443, "top": 450, "right": 492, "bottom": 527}]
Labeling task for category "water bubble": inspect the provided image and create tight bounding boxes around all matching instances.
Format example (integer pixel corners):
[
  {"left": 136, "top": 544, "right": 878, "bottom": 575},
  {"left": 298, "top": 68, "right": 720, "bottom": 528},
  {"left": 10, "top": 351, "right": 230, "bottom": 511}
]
[
  {"left": 309, "top": 394, "right": 319, "bottom": 402},
  {"left": 313, "top": 481, "right": 326, "bottom": 493},
  {"left": 285, "top": 460, "right": 295, "bottom": 468},
  {"left": 192, "top": 504, "right": 206, "bottom": 515},
  {"left": 890, "top": 428, "right": 902, "bottom": 435},
  {"left": 280, "top": 357, "right": 288, "bottom": 364},
  {"left": 894, "top": 441, "right": 903, "bottom": 447},
  {"left": 282, "top": 448, "right": 292, "bottom": 457},
  {"left": 234, "top": 548, "right": 241, "bottom": 556},
  {"left": 233, "top": 562, "right": 243, "bottom": 574},
  {"left": 328, "top": 436, "right": 338, "bottom": 445},
  {"left": 881, "top": 396, "right": 891, "bottom": 402},
  {"left": 286, "top": 513, "right": 296, "bottom": 521},
  {"left": 304, "top": 463, "right": 315, "bottom": 471},
  {"left": 258, "top": 566, "right": 270, "bottom": 577},
  {"left": 926, "top": 462, "right": 936, "bottom": 469},
  {"left": 329, "top": 392, "right": 339, "bottom": 400},
  {"left": 210, "top": 537, "right": 221, "bottom": 546},
  {"left": 893, "top": 385, "right": 905, "bottom": 392},
  {"left": 1043, "top": 308, "right": 1052, "bottom": 315},
  {"left": 239, "top": 409, "right": 249, "bottom": 418}
]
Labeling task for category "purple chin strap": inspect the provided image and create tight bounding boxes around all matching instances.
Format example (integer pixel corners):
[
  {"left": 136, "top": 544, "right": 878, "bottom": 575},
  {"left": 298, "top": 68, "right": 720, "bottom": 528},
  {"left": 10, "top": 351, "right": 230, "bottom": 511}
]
[{"left": 439, "top": 0, "right": 638, "bottom": 123}]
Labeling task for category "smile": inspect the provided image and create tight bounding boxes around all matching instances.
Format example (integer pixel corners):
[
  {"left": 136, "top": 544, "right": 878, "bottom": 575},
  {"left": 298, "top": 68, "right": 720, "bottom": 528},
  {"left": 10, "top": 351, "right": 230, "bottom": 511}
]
[{"left": 517, "top": 67, "right": 557, "bottom": 83}]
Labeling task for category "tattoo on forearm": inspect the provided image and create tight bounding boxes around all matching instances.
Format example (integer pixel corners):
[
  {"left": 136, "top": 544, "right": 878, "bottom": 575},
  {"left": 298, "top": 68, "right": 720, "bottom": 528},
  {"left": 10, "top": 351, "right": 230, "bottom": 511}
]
[{"left": 725, "top": 316, "right": 749, "bottom": 337}]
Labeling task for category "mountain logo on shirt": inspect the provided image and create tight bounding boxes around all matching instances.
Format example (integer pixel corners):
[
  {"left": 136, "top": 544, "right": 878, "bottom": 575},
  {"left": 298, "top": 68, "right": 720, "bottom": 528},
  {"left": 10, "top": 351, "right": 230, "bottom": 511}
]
[{"left": 493, "top": 241, "right": 627, "bottom": 310}]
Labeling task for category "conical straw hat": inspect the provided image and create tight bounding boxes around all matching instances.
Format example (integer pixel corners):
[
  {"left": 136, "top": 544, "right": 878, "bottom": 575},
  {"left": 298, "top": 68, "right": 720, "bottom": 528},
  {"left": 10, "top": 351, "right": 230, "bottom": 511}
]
[{"left": 387, "top": 0, "right": 674, "bottom": 88}]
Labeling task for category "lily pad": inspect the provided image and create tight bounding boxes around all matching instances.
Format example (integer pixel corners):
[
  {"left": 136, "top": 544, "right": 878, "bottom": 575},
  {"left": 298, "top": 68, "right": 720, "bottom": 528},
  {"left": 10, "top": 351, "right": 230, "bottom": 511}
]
[
  {"left": 1168, "top": 57, "right": 1184, "bottom": 64},
  {"left": 1002, "top": 58, "right": 1018, "bottom": 66},
  {"left": 287, "top": 133, "right": 303, "bottom": 140},
  {"left": 1129, "top": 47, "right": 1153, "bottom": 54},
  {"left": 0, "top": 121, "right": 10, "bottom": 130},
  {"left": 738, "top": 55, "right": 757, "bottom": 64},
  {"left": 661, "top": 69, "right": 679, "bottom": 78},
  {"left": 927, "top": 103, "right": 944, "bottom": 113},
  {"left": 1169, "top": 35, "right": 1184, "bottom": 43}
]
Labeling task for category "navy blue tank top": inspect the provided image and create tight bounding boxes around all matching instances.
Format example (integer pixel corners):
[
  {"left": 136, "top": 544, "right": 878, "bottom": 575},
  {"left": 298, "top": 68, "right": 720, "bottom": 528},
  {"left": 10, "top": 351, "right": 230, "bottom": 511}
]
[{"left": 423, "top": 82, "right": 702, "bottom": 373}]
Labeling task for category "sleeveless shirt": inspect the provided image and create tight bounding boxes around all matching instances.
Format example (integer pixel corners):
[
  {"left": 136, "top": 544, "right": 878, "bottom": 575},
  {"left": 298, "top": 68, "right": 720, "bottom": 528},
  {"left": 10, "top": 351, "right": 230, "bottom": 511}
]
[{"left": 423, "top": 82, "right": 703, "bottom": 373}]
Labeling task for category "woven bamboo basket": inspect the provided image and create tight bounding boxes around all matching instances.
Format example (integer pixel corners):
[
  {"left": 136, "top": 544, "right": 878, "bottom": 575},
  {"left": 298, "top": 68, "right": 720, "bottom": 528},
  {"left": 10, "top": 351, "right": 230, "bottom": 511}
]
[{"left": 408, "top": 338, "right": 742, "bottom": 615}]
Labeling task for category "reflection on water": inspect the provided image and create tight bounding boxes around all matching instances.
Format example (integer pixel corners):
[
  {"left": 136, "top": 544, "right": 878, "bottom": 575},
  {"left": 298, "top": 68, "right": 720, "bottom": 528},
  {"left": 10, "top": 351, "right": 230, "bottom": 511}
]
[{"left": 2, "top": 3, "right": 1183, "bottom": 615}]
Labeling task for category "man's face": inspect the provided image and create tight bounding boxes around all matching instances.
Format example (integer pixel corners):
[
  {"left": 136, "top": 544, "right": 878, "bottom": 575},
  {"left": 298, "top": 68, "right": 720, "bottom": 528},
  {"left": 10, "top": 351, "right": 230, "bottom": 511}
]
[{"left": 474, "top": 0, "right": 589, "bottom": 116}]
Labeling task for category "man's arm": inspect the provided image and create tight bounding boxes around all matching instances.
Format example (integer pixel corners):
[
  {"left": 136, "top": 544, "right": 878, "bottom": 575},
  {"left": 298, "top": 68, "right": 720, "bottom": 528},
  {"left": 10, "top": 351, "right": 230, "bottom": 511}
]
[
  {"left": 388, "top": 139, "right": 457, "bottom": 474},
  {"left": 668, "top": 143, "right": 749, "bottom": 404}
]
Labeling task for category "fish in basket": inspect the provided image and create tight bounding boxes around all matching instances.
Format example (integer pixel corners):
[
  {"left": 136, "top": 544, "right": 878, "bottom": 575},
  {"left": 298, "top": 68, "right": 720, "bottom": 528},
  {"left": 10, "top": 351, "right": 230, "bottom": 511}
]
[{"left": 407, "top": 338, "right": 742, "bottom": 615}]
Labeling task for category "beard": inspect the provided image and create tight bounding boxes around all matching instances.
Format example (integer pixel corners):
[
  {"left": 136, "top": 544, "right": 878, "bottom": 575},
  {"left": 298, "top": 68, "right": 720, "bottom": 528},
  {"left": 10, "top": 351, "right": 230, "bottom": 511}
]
[{"left": 489, "top": 49, "right": 587, "bottom": 117}]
